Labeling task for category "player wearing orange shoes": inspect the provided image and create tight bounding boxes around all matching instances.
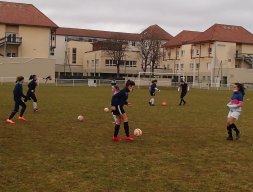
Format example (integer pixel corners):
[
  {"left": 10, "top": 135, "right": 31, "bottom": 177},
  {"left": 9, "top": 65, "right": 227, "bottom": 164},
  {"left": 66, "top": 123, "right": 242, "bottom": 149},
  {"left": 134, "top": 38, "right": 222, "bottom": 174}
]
[{"left": 6, "top": 76, "right": 27, "bottom": 124}]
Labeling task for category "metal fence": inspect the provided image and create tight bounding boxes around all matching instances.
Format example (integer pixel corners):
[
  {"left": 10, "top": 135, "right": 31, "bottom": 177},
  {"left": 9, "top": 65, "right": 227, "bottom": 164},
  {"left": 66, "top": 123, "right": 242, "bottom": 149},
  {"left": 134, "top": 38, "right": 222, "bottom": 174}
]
[{"left": 1, "top": 77, "right": 253, "bottom": 90}]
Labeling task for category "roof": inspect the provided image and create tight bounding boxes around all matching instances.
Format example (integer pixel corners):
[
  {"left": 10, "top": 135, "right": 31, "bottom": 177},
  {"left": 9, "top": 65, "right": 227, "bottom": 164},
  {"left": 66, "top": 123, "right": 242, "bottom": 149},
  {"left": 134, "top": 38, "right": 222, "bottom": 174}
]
[
  {"left": 141, "top": 24, "right": 173, "bottom": 40},
  {"left": 163, "top": 30, "right": 201, "bottom": 48},
  {"left": 0, "top": 1, "right": 58, "bottom": 28},
  {"left": 56, "top": 27, "right": 141, "bottom": 41},
  {"left": 192, "top": 24, "right": 253, "bottom": 44}
]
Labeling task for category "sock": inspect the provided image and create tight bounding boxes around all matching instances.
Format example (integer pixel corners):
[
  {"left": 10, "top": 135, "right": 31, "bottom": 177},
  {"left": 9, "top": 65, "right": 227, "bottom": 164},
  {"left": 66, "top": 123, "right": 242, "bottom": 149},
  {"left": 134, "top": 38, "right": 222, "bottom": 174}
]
[
  {"left": 227, "top": 124, "right": 233, "bottom": 137},
  {"left": 33, "top": 102, "right": 38, "bottom": 110},
  {"left": 231, "top": 123, "right": 240, "bottom": 134},
  {"left": 114, "top": 124, "right": 120, "bottom": 137},
  {"left": 9, "top": 112, "right": 16, "bottom": 120},
  {"left": 151, "top": 98, "right": 155, "bottom": 105},
  {"left": 124, "top": 122, "right": 130, "bottom": 137}
]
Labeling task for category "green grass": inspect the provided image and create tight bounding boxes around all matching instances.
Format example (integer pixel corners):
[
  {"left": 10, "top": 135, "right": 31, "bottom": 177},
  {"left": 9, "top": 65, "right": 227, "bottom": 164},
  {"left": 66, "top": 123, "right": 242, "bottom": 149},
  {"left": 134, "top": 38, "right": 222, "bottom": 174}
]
[{"left": 0, "top": 85, "right": 253, "bottom": 192}]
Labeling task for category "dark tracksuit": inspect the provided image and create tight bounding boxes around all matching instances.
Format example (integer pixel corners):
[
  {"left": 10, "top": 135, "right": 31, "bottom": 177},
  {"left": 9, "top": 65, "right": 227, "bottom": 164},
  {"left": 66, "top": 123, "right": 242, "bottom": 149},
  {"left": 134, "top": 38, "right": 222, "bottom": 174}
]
[
  {"left": 9, "top": 82, "right": 27, "bottom": 119},
  {"left": 25, "top": 80, "right": 37, "bottom": 102},
  {"left": 150, "top": 83, "right": 157, "bottom": 96},
  {"left": 111, "top": 87, "right": 130, "bottom": 137},
  {"left": 179, "top": 83, "right": 188, "bottom": 105}
]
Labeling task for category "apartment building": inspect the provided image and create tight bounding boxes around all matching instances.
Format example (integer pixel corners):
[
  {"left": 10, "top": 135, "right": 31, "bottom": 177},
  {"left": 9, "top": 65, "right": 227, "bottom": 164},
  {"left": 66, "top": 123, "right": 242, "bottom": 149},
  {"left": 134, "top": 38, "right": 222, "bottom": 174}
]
[
  {"left": 163, "top": 24, "right": 253, "bottom": 84},
  {"left": 54, "top": 25, "right": 173, "bottom": 78},
  {"left": 0, "top": 1, "right": 58, "bottom": 80}
]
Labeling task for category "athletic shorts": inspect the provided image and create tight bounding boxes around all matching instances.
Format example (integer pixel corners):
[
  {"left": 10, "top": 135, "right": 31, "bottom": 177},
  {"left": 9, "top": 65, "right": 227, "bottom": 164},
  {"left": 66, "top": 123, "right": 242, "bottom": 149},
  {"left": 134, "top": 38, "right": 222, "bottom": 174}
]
[
  {"left": 228, "top": 110, "right": 241, "bottom": 120},
  {"left": 112, "top": 105, "right": 125, "bottom": 116},
  {"left": 150, "top": 92, "right": 155, "bottom": 96}
]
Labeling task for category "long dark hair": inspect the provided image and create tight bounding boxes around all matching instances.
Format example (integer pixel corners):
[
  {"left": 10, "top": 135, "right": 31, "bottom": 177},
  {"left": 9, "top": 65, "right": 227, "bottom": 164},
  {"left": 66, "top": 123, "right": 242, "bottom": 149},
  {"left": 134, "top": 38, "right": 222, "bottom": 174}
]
[
  {"left": 126, "top": 80, "right": 135, "bottom": 87},
  {"left": 29, "top": 75, "right": 36, "bottom": 80},
  {"left": 235, "top": 83, "right": 245, "bottom": 96},
  {"left": 16, "top": 76, "right": 24, "bottom": 83}
]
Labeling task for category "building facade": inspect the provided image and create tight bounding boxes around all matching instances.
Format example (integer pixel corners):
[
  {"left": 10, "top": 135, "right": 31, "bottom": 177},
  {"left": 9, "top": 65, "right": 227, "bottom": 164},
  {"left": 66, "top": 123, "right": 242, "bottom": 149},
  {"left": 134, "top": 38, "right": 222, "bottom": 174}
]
[{"left": 0, "top": 2, "right": 58, "bottom": 80}]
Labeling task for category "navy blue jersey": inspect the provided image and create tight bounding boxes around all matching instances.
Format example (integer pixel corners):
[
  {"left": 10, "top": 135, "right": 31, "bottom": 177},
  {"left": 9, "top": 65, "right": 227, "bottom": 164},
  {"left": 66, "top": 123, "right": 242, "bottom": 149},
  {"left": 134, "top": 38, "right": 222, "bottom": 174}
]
[
  {"left": 28, "top": 80, "right": 37, "bottom": 92},
  {"left": 231, "top": 91, "right": 243, "bottom": 101},
  {"left": 13, "top": 82, "right": 26, "bottom": 101},
  {"left": 111, "top": 87, "right": 129, "bottom": 106},
  {"left": 180, "top": 83, "right": 188, "bottom": 93},
  {"left": 150, "top": 83, "right": 157, "bottom": 93}
]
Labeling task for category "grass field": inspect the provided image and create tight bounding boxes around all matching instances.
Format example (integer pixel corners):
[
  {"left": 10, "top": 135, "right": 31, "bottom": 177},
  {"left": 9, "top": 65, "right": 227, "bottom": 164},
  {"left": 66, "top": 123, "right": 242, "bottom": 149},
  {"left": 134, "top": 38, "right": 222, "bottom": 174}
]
[{"left": 0, "top": 85, "right": 253, "bottom": 192}]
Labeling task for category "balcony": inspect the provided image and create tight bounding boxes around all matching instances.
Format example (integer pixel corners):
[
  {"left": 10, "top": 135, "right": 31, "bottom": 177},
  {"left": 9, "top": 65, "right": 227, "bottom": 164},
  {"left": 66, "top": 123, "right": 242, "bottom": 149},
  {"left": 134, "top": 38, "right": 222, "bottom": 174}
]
[{"left": 0, "top": 36, "right": 22, "bottom": 47}]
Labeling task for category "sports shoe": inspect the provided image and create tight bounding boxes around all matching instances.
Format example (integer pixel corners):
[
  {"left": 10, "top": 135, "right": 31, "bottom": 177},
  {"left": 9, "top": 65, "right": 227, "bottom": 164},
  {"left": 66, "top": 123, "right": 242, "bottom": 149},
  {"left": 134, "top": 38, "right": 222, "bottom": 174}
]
[
  {"left": 148, "top": 101, "right": 152, "bottom": 106},
  {"left": 18, "top": 116, "right": 26, "bottom": 121},
  {"left": 236, "top": 132, "right": 240, "bottom": 140},
  {"left": 112, "top": 137, "right": 121, "bottom": 142},
  {"left": 6, "top": 119, "right": 15, "bottom": 124},
  {"left": 226, "top": 136, "right": 233, "bottom": 141},
  {"left": 125, "top": 137, "right": 134, "bottom": 141},
  {"left": 34, "top": 108, "right": 38, "bottom": 112}
]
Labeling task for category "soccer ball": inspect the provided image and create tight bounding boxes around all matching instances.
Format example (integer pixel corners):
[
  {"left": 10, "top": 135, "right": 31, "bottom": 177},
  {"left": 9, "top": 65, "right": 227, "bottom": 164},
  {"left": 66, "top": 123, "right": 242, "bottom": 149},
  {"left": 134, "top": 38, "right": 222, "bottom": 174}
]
[
  {"left": 134, "top": 128, "right": 142, "bottom": 136},
  {"left": 104, "top": 107, "right": 109, "bottom": 112},
  {"left": 77, "top": 115, "right": 84, "bottom": 121},
  {"left": 162, "top": 101, "right": 167, "bottom": 106}
]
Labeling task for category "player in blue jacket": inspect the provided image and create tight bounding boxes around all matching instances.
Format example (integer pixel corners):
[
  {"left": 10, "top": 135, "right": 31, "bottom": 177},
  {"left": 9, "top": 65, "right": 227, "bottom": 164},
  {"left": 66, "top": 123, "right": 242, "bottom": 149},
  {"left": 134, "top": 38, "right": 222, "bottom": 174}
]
[
  {"left": 6, "top": 76, "right": 27, "bottom": 124},
  {"left": 226, "top": 83, "right": 245, "bottom": 140},
  {"left": 25, "top": 75, "right": 38, "bottom": 112},
  {"left": 149, "top": 79, "right": 160, "bottom": 106},
  {"left": 111, "top": 80, "right": 135, "bottom": 142}
]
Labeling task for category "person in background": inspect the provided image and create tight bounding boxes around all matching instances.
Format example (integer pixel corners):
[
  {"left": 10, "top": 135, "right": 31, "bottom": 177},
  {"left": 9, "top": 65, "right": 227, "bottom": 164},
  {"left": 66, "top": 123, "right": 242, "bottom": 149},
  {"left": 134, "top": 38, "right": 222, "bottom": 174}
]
[
  {"left": 178, "top": 79, "right": 188, "bottom": 106},
  {"left": 25, "top": 75, "right": 38, "bottom": 112}
]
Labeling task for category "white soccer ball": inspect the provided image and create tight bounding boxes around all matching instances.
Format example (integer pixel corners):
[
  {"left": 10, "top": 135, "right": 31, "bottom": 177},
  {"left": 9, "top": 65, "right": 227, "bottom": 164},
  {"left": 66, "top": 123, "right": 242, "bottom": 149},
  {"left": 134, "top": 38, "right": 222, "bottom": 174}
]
[
  {"left": 134, "top": 128, "right": 142, "bottom": 137},
  {"left": 77, "top": 115, "right": 84, "bottom": 121},
  {"left": 104, "top": 108, "right": 109, "bottom": 112}
]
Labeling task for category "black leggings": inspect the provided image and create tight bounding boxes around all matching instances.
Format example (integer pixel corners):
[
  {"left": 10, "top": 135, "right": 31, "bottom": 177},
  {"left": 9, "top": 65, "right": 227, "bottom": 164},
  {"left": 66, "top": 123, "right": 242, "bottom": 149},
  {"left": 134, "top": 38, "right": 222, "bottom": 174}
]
[
  {"left": 25, "top": 92, "right": 37, "bottom": 102},
  {"left": 9, "top": 99, "right": 26, "bottom": 119}
]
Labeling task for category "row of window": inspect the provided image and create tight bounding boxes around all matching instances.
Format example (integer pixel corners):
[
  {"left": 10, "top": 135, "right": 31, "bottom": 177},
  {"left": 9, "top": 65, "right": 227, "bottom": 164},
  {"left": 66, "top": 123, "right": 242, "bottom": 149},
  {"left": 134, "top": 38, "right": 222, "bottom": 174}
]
[
  {"left": 167, "top": 48, "right": 213, "bottom": 58},
  {"left": 105, "top": 60, "right": 137, "bottom": 67},
  {"left": 165, "top": 63, "right": 210, "bottom": 71}
]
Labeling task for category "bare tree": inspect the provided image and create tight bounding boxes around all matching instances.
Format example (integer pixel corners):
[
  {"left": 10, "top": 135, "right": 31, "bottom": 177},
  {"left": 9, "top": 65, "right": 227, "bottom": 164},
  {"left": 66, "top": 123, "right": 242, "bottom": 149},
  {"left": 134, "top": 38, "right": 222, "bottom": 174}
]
[
  {"left": 102, "top": 38, "right": 128, "bottom": 78},
  {"left": 138, "top": 33, "right": 163, "bottom": 73}
]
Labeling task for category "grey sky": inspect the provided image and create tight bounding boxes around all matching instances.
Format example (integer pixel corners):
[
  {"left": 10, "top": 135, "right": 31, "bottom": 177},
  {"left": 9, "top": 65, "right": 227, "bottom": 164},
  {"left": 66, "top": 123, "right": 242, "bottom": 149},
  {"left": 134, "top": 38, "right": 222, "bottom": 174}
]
[{"left": 5, "top": 0, "right": 253, "bottom": 35}]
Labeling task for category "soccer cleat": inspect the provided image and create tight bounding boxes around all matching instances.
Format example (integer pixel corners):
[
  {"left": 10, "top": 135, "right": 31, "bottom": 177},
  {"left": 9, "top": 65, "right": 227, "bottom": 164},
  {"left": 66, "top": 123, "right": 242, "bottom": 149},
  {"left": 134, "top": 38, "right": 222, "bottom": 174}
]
[
  {"left": 226, "top": 136, "right": 233, "bottom": 141},
  {"left": 148, "top": 101, "right": 152, "bottom": 106},
  {"left": 236, "top": 132, "right": 241, "bottom": 140},
  {"left": 112, "top": 137, "right": 121, "bottom": 142},
  {"left": 125, "top": 137, "right": 134, "bottom": 141},
  {"left": 6, "top": 119, "right": 15, "bottom": 124},
  {"left": 18, "top": 116, "right": 26, "bottom": 121},
  {"left": 34, "top": 108, "right": 38, "bottom": 112}
]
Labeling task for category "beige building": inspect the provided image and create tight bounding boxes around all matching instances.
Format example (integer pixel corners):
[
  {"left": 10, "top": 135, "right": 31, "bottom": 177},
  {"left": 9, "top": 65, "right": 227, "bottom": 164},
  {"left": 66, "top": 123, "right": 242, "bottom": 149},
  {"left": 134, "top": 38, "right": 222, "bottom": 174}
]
[
  {"left": 54, "top": 25, "right": 173, "bottom": 78},
  {"left": 163, "top": 24, "right": 253, "bottom": 84},
  {"left": 0, "top": 2, "right": 58, "bottom": 80}
]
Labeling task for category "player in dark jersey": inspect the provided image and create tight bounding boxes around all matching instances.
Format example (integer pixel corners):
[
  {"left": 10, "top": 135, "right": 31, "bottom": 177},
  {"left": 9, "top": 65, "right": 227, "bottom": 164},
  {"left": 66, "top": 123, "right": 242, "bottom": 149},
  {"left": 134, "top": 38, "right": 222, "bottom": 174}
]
[
  {"left": 25, "top": 75, "right": 38, "bottom": 112},
  {"left": 178, "top": 79, "right": 188, "bottom": 106}
]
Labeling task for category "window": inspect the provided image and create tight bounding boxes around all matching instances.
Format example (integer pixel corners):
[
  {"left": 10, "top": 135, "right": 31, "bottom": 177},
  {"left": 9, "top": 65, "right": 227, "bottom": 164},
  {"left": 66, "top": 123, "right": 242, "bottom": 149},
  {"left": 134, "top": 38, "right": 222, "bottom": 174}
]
[
  {"left": 180, "top": 64, "right": 184, "bottom": 70},
  {"left": 207, "top": 76, "right": 211, "bottom": 81},
  {"left": 202, "top": 76, "right": 206, "bottom": 81},
  {"left": 208, "top": 48, "right": 212, "bottom": 54},
  {"left": 176, "top": 51, "right": 179, "bottom": 58},
  {"left": 176, "top": 64, "right": 179, "bottom": 70},
  {"left": 190, "top": 63, "right": 194, "bottom": 70},
  {"left": 72, "top": 48, "right": 77, "bottom": 64},
  {"left": 95, "top": 59, "right": 99, "bottom": 65},
  {"left": 181, "top": 50, "right": 185, "bottom": 57},
  {"left": 196, "top": 63, "right": 200, "bottom": 69},
  {"left": 207, "top": 63, "right": 211, "bottom": 70},
  {"left": 7, "top": 52, "right": 16, "bottom": 57},
  {"left": 132, "top": 41, "right": 136, "bottom": 46},
  {"left": 167, "top": 52, "right": 171, "bottom": 57},
  {"left": 196, "top": 50, "right": 200, "bottom": 56}
]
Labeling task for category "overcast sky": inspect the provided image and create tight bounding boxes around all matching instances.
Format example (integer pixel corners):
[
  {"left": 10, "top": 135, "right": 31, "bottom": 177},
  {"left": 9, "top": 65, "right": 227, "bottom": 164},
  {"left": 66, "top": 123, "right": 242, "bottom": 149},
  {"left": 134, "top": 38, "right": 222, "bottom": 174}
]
[{"left": 5, "top": 0, "right": 253, "bottom": 35}]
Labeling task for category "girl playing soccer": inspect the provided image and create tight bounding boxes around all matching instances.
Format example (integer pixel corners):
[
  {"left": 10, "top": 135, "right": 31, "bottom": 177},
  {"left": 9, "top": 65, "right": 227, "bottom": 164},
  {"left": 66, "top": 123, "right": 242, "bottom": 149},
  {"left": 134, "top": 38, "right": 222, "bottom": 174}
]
[
  {"left": 226, "top": 83, "right": 245, "bottom": 140},
  {"left": 111, "top": 80, "right": 135, "bottom": 142},
  {"left": 6, "top": 76, "right": 27, "bottom": 124},
  {"left": 25, "top": 75, "right": 38, "bottom": 112},
  {"left": 178, "top": 79, "right": 188, "bottom": 106},
  {"left": 111, "top": 82, "right": 120, "bottom": 123},
  {"left": 149, "top": 79, "right": 160, "bottom": 106}
]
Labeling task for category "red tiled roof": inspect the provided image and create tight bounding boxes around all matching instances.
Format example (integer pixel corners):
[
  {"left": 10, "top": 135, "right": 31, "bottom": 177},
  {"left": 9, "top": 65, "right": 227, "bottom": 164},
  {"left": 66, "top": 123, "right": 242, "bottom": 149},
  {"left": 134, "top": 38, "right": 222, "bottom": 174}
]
[
  {"left": 141, "top": 24, "right": 173, "bottom": 40},
  {"left": 0, "top": 1, "right": 58, "bottom": 28},
  {"left": 192, "top": 24, "right": 253, "bottom": 44},
  {"left": 56, "top": 27, "right": 141, "bottom": 41},
  {"left": 163, "top": 30, "right": 201, "bottom": 48}
]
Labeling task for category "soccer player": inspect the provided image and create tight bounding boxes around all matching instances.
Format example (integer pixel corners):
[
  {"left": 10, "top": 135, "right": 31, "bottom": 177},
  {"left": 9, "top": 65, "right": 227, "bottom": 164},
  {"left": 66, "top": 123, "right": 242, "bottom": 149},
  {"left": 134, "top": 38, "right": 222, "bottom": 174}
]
[
  {"left": 6, "top": 76, "right": 27, "bottom": 124},
  {"left": 178, "top": 79, "right": 188, "bottom": 106},
  {"left": 226, "top": 83, "right": 245, "bottom": 140},
  {"left": 25, "top": 75, "right": 38, "bottom": 112},
  {"left": 149, "top": 79, "right": 160, "bottom": 106},
  {"left": 111, "top": 83, "right": 120, "bottom": 123},
  {"left": 111, "top": 80, "right": 135, "bottom": 142}
]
